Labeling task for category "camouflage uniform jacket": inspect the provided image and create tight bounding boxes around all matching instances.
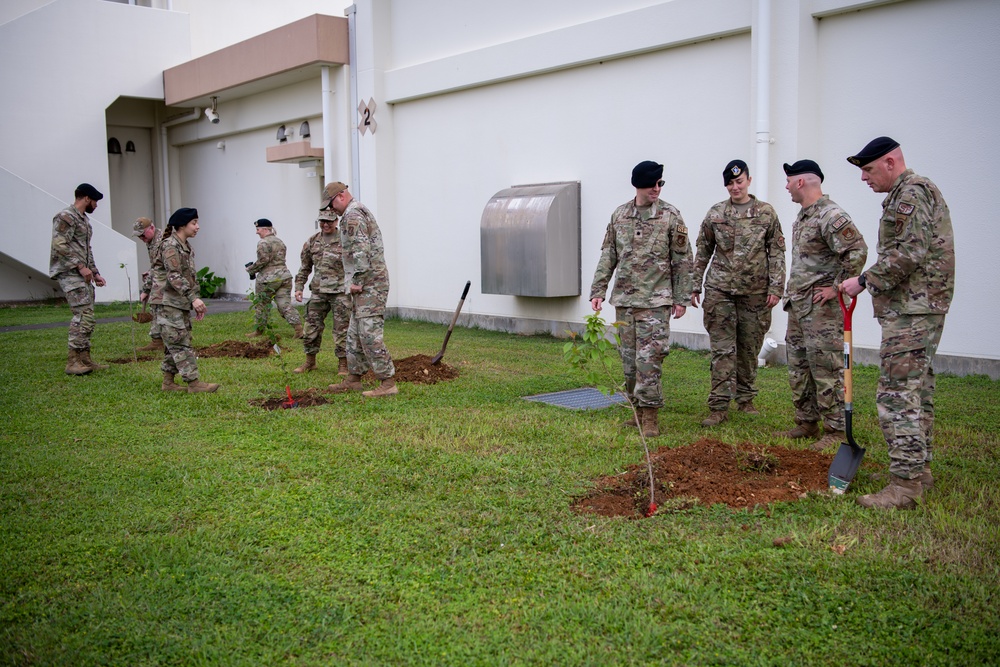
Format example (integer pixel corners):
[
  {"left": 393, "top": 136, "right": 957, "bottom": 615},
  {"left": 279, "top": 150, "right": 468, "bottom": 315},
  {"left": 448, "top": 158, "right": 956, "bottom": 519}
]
[
  {"left": 864, "top": 169, "right": 955, "bottom": 319},
  {"left": 149, "top": 234, "right": 198, "bottom": 311},
  {"left": 589, "top": 198, "right": 694, "bottom": 308},
  {"left": 295, "top": 230, "right": 345, "bottom": 295},
  {"left": 340, "top": 200, "right": 390, "bottom": 317},
  {"left": 49, "top": 205, "right": 99, "bottom": 278},
  {"left": 693, "top": 196, "right": 785, "bottom": 297},
  {"left": 247, "top": 234, "right": 293, "bottom": 282},
  {"left": 785, "top": 195, "right": 868, "bottom": 308},
  {"left": 140, "top": 228, "right": 164, "bottom": 298}
]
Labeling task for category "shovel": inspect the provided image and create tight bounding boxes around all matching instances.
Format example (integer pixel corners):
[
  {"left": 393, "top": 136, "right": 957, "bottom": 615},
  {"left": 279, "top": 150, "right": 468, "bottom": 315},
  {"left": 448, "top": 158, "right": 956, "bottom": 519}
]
[
  {"left": 133, "top": 300, "right": 152, "bottom": 323},
  {"left": 829, "top": 291, "right": 866, "bottom": 494},
  {"left": 431, "top": 280, "right": 471, "bottom": 365}
]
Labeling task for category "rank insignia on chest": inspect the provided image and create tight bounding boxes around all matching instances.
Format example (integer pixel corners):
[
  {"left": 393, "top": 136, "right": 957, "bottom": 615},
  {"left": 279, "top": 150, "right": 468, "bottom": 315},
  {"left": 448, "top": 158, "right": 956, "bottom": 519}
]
[{"left": 896, "top": 202, "right": 915, "bottom": 216}]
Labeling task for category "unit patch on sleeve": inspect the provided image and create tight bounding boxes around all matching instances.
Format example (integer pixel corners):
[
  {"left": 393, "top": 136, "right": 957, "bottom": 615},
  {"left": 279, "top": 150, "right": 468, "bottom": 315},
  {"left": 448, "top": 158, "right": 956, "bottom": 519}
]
[
  {"left": 896, "top": 202, "right": 915, "bottom": 216},
  {"left": 840, "top": 227, "right": 857, "bottom": 241},
  {"left": 831, "top": 215, "right": 849, "bottom": 231}
]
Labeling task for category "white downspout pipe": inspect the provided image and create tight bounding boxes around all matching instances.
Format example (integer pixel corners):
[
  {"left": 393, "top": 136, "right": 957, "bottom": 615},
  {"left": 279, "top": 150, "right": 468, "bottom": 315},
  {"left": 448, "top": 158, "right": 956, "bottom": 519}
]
[
  {"left": 159, "top": 107, "right": 201, "bottom": 224},
  {"left": 346, "top": 4, "right": 361, "bottom": 201},
  {"left": 754, "top": 0, "right": 771, "bottom": 200},
  {"left": 321, "top": 66, "right": 335, "bottom": 185}
]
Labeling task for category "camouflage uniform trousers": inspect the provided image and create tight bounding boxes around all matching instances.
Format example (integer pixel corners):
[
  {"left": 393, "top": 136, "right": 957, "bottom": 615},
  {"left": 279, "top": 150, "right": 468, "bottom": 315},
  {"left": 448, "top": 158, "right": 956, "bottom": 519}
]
[
  {"left": 57, "top": 272, "right": 96, "bottom": 350},
  {"left": 346, "top": 314, "right": 395, "bottom": 380},
  {"left": 617, "top": 306, "right": 672, "bottom": 409},
  {"left": 877, "top": 314, "right": 945, "bottom": 479},
  {"left": 156, "top": 305, "right": 200, "bottom": 382},
  {"left": 302, "top": 291, "right": 351, "bottom": 357},
  {"left": 253, "top": 276, "right": 302, "bottom": 332},
  {"left": 702, "top": 288, "right": 770, "bottom": 411},
  {"left": 785, "top": 298, "right": 845, "bottom": 430}
]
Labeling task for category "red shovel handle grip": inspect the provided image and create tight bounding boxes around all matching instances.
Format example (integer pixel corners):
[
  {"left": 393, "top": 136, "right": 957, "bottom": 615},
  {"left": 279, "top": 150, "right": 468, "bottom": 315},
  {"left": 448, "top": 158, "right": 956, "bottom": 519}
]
[{"left": 838, "top": 290, "right": 857, "bottom": 332}]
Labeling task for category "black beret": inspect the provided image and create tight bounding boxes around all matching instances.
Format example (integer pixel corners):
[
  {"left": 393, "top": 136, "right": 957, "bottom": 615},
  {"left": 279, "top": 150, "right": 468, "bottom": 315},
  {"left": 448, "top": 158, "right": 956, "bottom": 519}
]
[
  {"left": 75, "top": 183, "right": 103, "bottom": 201},
  {"left": 253, "top": 218, "right": 273, "bottom": 228},
  {"left": 847, "top": 136, "right": 900, "bottom": 167},
  {"left": 723, "top": 160, "right": 749, "bottom": 185},
  {"left": 168, "top": 207, "right": 198, "bottom": 228},
  {"left": 783, "top": 159, "right": 824, "bottom": 183},
  {"left": 631, "top": 161, "right": 663, "bottom": 188}
]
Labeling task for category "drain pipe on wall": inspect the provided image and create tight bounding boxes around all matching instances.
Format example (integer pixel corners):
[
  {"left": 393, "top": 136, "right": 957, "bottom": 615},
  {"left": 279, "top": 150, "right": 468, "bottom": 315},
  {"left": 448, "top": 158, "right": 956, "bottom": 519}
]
[
  {"left": 754, "top": 0, "right": 772, "bottom": 199},
  {"left": 346, "top": 4, "right": 361, "bottom": 201},
  {"left": 159, "top": 107, "right": 201, "bottom": 225},
  {"left": 321, "top": 66, "right": 335, "bottom": 185}
]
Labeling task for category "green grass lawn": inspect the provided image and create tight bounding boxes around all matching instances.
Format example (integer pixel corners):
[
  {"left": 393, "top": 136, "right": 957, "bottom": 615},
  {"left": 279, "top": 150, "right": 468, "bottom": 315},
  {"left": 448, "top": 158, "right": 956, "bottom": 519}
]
[{"left": 1, "top": 307, "right": 998, "bottom": 666}]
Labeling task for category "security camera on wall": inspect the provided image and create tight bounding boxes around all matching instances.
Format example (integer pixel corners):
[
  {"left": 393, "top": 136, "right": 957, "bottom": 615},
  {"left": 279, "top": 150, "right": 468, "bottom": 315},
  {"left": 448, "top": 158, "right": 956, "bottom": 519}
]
[{"left": 205, "top": 96, "right": 220, "bottom": 124}]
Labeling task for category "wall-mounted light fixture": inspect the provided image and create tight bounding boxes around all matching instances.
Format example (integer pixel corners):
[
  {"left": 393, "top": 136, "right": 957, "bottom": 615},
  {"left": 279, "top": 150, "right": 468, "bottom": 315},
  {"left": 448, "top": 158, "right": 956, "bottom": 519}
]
[
  {"left": 125, "top": 141, "right": 136, "bottom": 154},
  {"left": 108, "top": 137, "right": 122, "bottom": 155},
  {"left": 205, "top": 96, "right": 220, "bottom": 124},
  {"left": 276, "top": 125, "right": 288, "bottom": 143},
  {"left": 299, "top": 121, "right": 310, "bottom": 139},
  {"left": 216, "top": 141, "right": 226, "bottom": 150}
]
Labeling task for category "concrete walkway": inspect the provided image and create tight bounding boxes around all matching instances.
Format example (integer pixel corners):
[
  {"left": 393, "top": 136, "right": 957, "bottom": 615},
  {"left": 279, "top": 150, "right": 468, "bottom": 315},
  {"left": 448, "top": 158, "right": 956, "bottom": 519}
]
[{"left": 0, "top": 298, "right": 251, "bottom": 333}]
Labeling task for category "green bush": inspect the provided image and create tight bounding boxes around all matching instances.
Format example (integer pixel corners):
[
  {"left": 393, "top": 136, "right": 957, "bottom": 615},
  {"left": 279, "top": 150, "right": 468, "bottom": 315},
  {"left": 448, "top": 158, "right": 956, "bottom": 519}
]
[{"left": 196, "top": 266, "right": 226, "bottom": 298}]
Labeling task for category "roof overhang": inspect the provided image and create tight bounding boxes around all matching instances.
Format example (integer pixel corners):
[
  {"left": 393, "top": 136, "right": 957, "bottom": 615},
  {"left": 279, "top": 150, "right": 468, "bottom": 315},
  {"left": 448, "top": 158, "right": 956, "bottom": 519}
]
[{"left": 163, "top": 14, "right": 349, "bottom": 107}]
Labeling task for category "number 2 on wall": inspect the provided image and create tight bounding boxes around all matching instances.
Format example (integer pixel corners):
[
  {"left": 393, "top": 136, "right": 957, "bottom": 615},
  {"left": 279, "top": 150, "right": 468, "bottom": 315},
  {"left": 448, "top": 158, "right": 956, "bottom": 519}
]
[{"left": 358, "top": 98, "right": 377, "bottom": 135}]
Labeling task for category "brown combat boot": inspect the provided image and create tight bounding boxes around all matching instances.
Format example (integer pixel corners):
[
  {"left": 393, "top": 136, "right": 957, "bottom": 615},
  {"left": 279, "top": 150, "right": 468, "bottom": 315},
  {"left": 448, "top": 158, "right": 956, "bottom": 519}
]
[
  {"left": 294, "top": 354, "right": 317, "bottom": 374},
  {"left": 811, "top": 428, "right": 846, "bottom": 451},
  {"left": 187, "top": 379, "right": 220, "bottom": 393},
  {"left": 701, "top": 410, "right": 728, "bottom": 427},
  {"left": 162, "top": 372, "right": 186, "bottom": 391},
  {"left": 363, "top": 378, "right": 399, "bottom": 397},
  {"left": 773, "top": 422, "right": 820, "bottom": 439},
  {"left": 640, "top": 407, "right": 660, "bottom": 438},
  {"left": 736, "top": 401, "right": 760, "bottom": 415},
  {"left": 292, "top": 323, "right": 304, "bottom": 339},
  {"left": 856, "top": 474, "right": 923, "bottom": 510},
  {"left": 337, "top": 357, "right": 349, "bottom": 376},
  {"left": 918, "top": 465, "right": 934, "bottom": 490},
  {"left": 329, "top": 374, "right": 363, "bottom": 393},
  {"left": 79, "top": 348, "right": 108, "bottom": 371},
  {"left": 137, "top": 338, "right": 165, "bottom": 352},
  {"left": 65, "top": 348, "right": 92, "bottom": 375},
  {"left": 622, "top": 409, "right": 640, "bottom": 429}
]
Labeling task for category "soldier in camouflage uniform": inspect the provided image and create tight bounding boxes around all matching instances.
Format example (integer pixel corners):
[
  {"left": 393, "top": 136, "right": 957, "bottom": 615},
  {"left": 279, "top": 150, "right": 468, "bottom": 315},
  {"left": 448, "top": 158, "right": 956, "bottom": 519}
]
[
  {"left": 148, "top": 208, "right": 219, "bottom": 393},
  {"left": 323, "top": 183, "right": 398, "bottom": 398},
  {"left": 245, "top": 219, "right": 303, "bottom": 339},
  {"left": 293, "top": 210, "right": 351, "bottom": 375},
  {"left": 691, "top": 160, "right": 786, "bottom": 427},
  {"left": 590, "top": 161, "right": 693, "bottom": 438},
  {"left": 133, "top": 216, "right": 164, "bottom": 352},
  {"left": 49, "top": 183, "right": 109, "bottom": 375},
  {"left": 776, "top": 160, "right": 868, "bottom": 450},
  {"left": 841, "top": 137, "right": 955, "bottom": 510}
]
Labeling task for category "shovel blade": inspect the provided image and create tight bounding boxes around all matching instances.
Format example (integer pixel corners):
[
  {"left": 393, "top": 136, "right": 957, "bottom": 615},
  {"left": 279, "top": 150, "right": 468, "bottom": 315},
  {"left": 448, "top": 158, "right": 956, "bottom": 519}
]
[
  {"left": 828, "top": 442, "right": 866, "bottom": 495},
  {"left": 430, "top": 351, "right": 443, "bottom": 365}
]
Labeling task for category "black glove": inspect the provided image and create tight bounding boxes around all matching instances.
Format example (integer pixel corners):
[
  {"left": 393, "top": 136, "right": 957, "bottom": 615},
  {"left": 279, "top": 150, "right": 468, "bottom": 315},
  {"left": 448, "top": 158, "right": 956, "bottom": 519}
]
[{"left": 245, "top": 262, "right": 256, "bottom": 280}]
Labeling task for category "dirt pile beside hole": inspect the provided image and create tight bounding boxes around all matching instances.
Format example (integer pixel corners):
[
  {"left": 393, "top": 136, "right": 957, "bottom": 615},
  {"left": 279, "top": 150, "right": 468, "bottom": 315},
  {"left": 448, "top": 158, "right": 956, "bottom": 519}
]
[
  {"left": 197, "top": 340, "right": 274, "bottom": 359},
  {"left": 574, "top": 438, "right": 833, "bottom": 518},
  {"left": 250, "top": 388, "right": 330, "bottom": 410},
  {"left": 360, "top": 354, "right": 459, "bottom": 385}
]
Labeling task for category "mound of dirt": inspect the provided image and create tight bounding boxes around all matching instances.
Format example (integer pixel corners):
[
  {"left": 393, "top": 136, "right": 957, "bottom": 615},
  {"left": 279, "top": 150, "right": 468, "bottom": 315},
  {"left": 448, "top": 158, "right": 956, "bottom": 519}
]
[
  {"left": 197, "top": 340, "right": 274, "bottom": 359},
  {"left": 250, "top": 388, "right": 329, "bottom": 410},
  {"left": 574, "top": 438, "right": 833, "bottom": 518},
  {"left": 360, "top": 354, "right": 459, "bottom": 385}
]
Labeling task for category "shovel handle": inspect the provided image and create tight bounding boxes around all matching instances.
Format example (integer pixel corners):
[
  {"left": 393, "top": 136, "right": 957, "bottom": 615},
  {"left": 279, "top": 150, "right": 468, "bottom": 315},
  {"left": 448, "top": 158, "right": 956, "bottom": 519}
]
[
  {"left": 838, "top": 291, "right": 857, "bottom": 332},
  {"left": 838, "top": 292, "right": 856, "bottom": 403}
]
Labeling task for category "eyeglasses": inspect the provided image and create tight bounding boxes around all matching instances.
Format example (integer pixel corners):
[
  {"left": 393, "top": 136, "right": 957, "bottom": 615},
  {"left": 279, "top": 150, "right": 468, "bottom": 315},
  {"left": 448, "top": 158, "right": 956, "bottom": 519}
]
[
  {"left": 655, "top": 180, "right": 665, "bottom": 188},
  {"left": 320, "top": 219, "right": 336, "bottom": 225}
]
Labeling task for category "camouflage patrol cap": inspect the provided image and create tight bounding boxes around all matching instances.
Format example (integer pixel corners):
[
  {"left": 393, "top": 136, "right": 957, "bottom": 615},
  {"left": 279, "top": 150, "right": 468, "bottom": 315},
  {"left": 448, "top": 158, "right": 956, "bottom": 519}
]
[
  {"left": 723, "top": 160, "right": 749, "bottom": 185},
  {"left": 847, "top": 136, "right": 899, "bottom": 167},
  {"left": 318, "top": 210, "right": 338, "bottom": 223},
  {"left": 132, "top": 217, "right": 153, "bottom": 237},
  {"left": 631, "top": 161, "right": 663, "bottom": 188},
  {"left": 783, "top": 160, "right": 824, "bottom": 183},
  {"left": 320, "top": 182, "right": 349, "bottom": 208}
]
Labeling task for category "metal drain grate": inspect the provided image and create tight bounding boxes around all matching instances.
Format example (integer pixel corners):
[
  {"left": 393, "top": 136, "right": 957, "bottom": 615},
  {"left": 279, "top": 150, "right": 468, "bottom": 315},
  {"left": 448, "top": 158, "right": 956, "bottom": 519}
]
[{"left": 523, "top": 387, "right": 629, "bottom": 410}]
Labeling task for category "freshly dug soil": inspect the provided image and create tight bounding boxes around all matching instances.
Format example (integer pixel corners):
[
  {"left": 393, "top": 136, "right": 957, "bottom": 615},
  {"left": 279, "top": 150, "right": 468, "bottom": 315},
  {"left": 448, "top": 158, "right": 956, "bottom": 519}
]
[
  {"left": 574, "top": 438, "right": 834, "bottom": 518},
  {"left": 197, "top": 340, "right": 275, "bottom": 359},
  {"left": 360, "top": 354, "right": 459, "bottom": 385},
  {"left": 250, "top": 388, "right": 329, "bottom": 410}
]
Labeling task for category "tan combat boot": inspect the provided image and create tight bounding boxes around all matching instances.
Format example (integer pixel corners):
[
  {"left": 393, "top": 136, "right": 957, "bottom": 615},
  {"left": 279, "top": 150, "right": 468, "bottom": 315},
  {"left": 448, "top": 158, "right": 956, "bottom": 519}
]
[
  {"left": 162, "top": 372, "right": 186, "bottom": 391},
  {"left": 736, "top": 401, "right": 760, "bottom": 415},
  {"left": 293, "top": 323, "right": 304, "bottom": 339},
  {"left": 363, "top": 378, "right": 398, "bottom": 397},
  {"left": 640, "top": 407, "right": 660, "bottom": 438},
  {"left": 187, "top": 379, "right": 220, "bottom": 393},
  {"left": 918, "top": 465, "right": 934, "bottom": 490},
  {"left": 622, "top": 409, "right": 640, "bottom": 429},
  {"left": 329, "top": 374, "right": 364, "bottom": 393},
  {"left": 773, "top": 422, "right": 820, "bottom": 439},
  {"left": 856, "top": 475, "right": 923, "bottom": 510},
  {"left": 701, "top": 410, "right": 728, "bottom": 427},
  {"left": 811, "top": 428, "right": 846, "bottom": 451},
  {"left": 137, "top": 338, "right": 165, "bottom": 352},
  {"left": 79, "top": 348, "right": 108, "bottom": 371},
  {"left": 65, "top": 349, "right": 92, "bottom": 375},
  {"left": 294, "top": 354, "right": 317, "bottom": 373},
  {"left": 337, "top": 357, "right": 349, "bottom": 376}
]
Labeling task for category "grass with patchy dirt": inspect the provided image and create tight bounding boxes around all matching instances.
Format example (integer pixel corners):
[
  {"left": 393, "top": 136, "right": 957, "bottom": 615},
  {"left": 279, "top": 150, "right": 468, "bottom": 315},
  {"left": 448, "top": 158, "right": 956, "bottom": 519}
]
[{"left": 1, "top": 305, "right": 998, "bottom": 665}]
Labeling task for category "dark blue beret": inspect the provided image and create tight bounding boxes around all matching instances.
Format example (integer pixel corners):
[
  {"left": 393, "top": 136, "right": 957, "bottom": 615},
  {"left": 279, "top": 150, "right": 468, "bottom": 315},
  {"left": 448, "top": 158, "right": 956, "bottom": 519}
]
[
  {"left": 847, "top": 136, "right": 899, "bottom": 167},
  {"left": 75, "top": 183, "right": 103, "bottom": 201},
  {"left": 253, "top": 218, "right": 273, "bottom": 228},
  {"left": 168, "top": 207, "right": 198, "bottom": 228},
  {"left": 631, "top": 161, "right": 663, "bottom": 188},
  {"left": 723, "top": 160, "right": 749, "bottom": 185},
  {"left": 783, "top": 159, "right": 824, "bottom": 183}
]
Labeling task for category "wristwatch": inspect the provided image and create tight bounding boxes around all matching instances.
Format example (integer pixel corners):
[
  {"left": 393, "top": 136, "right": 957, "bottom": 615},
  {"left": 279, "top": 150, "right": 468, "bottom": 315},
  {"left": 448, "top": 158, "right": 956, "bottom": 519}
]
[{"left": 857, "top": 272, "right": 867, "bottom": 288}]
